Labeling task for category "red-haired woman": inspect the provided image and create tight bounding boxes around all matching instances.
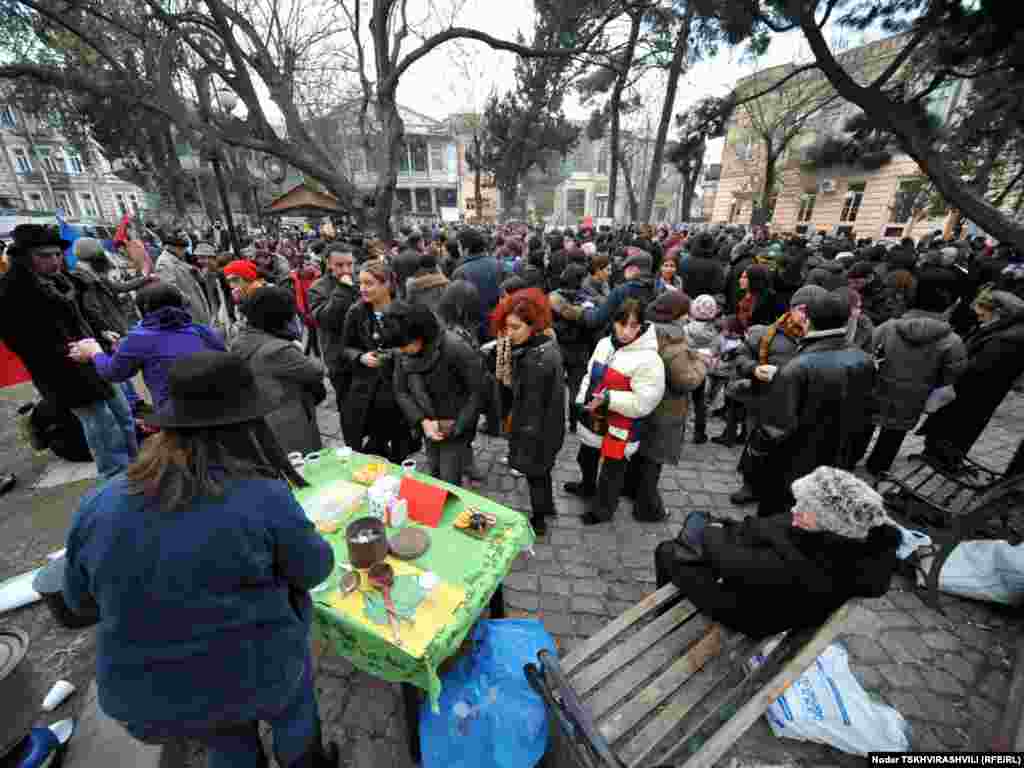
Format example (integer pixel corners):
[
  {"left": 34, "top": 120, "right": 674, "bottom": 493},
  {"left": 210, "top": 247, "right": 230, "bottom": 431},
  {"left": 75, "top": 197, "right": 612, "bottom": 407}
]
[{"left": 490, "top": 288, "right": 566, "bottom": 535}]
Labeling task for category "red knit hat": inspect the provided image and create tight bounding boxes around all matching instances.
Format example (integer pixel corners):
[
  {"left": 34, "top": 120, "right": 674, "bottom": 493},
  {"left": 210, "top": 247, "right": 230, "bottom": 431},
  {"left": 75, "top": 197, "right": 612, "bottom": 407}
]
[{"left": 223, "top": 260, "right": 259, "bottom": 282}]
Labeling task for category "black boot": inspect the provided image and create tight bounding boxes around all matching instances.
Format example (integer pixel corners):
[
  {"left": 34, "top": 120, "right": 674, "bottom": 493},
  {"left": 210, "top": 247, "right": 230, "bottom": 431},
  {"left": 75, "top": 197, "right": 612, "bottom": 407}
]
[
  {"left": 711, "top": 405, "right": 740, "bottom": 447},
  {"left": 693, "top": 430, "right": 708, "bottom": 445}
]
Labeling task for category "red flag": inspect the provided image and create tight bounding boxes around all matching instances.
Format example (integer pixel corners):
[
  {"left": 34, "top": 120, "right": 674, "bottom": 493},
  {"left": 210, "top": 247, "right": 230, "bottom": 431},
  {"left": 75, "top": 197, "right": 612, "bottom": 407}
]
[{"left": 113, "top": 213, "right": 131, "bottom": 246}]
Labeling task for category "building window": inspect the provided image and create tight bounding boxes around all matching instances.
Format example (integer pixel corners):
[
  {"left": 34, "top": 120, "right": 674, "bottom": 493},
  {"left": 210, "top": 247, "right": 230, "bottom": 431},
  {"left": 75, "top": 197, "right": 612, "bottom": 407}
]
[
  {"left": 840, "top": 181, "right": 866, "bottom": 222},
  {"left": 596, "top": 195, "right": 608, "bottom": 218},
  {"left": 429, "top": 144, "right": 446, "bottom": 175},
  {"left": 78, "top": 192, "right": 98, "bottom": 218},
  {"left": 435, "top": 188, "right": 457, "bottom": 209},
  {"left": 414, "top": 187, "right": 433, "bottom": 213},
  {"left": 11, "top": 147, "right": 31, "bottom": 174},
  {"left": 735, "top": 139, "right": 753, "bottom": 161},
  {"left": 27, "top": 192, "right": 44, "bottom": 210},
  {"left": 891, "top": 178, "right": 924, "bottom": 224},
  {"left": 798, "top": 193, "right": 816, "bottom": 222},
  {"left": 410, "top": 138, "right": 428, "bottom": 174},
  {"left": 0, "top": 105, "right": 16, "bottom": 129},
  {"left": 395, "top": 188, "right": 412, "bottom": 211},
  {"left": 56, "top": 193, "right": 75, "bottom": 217},
  {"left": 115, "top": 193, "right": 128, "bottom": 215},
  {"left": 65, "top": 153, "right": 84, "bottom": 175},
  {"left": 566, "top": 189, "right": 586, "bottom": 220},
  {"left": 728, "top": 201, "right": 741, "bottom": 223},
  {"left": 597, "top": 148, "right": 608, "bottom": 175},
  {"left": 129, "top": 193, "right": 140, "bottom": 214},
  {"left": 35, "top": 147, "right": 56, "bottom": 173}
]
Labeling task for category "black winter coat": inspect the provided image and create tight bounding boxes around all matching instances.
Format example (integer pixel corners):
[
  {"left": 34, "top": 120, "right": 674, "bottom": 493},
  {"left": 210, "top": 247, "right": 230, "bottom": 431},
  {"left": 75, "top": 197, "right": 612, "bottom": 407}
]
[
  {"left": 339, "top": 301, "right": 401, "bottom": 445},
  {"left": 394, "top": 330, "right": 482, "bottom": 439},
  {"left": 761, "top": 329, "right": 875, "bottom": 484},
  {"left": 920, "top": 296, "right": 1024, "bottom": 457},
  {"left": 307, "top": 275, "right": 358, "bottom": 373},
  {"left": 678, "top": 255, "right": 724, "bottom": 299},
  {"left": 672, "top": 515, "right": 900, "bottom": 639},
  {"left": 0, "top": 266, "right": 115, "bottom": 408},
  {"left": 506, "top": 335, "right": 566, "bottom": 476},
  {"left": 72, "top": 266, "right": 134, "bottom": 336}
]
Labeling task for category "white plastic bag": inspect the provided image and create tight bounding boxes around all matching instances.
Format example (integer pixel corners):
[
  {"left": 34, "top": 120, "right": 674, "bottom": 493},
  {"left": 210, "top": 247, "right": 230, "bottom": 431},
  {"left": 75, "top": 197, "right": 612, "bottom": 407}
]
[
  {"left": 890, "top": 523, "right": 932, "bottom": 561},
  {"left": 753, "top": 644, "right": 911, "bottom": 755},
  {"left": 923, "top": 384, "right": 956, "bottom": 413},
  {"left": 923, "top": 540, "right": 1024, "bottom": 605}
]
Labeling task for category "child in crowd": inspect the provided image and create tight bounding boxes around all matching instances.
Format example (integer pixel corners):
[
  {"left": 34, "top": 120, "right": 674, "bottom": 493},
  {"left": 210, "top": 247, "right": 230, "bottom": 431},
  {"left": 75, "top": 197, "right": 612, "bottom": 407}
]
[{"left": 684, "top": 295, "right": 721, "bottom": 443}]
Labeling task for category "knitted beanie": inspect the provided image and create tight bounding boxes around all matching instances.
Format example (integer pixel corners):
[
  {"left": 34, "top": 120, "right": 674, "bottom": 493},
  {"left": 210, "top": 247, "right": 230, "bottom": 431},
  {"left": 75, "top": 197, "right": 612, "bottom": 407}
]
[
  {"left": 690, "top": 294, "right": 720, "bottom": 321},
  {"left": 791, "top": 467, "right": 889, "bottom": 540},
  {"left": 789, "top": 284, "right": 828, "bottom": 309}
]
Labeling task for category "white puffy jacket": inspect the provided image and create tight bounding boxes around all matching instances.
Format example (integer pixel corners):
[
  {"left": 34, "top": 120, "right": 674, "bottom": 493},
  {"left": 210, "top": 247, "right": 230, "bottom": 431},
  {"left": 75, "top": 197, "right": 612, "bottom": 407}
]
[{"left": 576, "top": 323, "right": 666, "bottom": 457}]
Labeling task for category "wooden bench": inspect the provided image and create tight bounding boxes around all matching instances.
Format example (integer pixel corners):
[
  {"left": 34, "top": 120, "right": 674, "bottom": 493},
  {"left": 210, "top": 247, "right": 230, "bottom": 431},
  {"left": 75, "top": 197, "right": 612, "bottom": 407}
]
[
  {"left": 530, "top": 584, "right": 850, "bottom": 768},
  {"left": 877, "top": 455, "right": 1024, "bottom": 612}
]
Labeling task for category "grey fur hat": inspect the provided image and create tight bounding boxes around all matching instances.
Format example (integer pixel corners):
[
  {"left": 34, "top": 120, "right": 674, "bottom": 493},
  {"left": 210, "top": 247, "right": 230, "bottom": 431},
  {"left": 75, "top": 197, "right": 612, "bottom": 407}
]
[{"left": 791, "top": 467, "right": 889, "bottom": 540}]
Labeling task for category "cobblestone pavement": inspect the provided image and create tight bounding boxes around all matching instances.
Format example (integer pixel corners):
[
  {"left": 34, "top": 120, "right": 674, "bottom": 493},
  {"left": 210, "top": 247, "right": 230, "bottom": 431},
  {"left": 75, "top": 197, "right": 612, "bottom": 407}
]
[{"left": 311, "top": 390, "right": 1024, "bottom": 766}]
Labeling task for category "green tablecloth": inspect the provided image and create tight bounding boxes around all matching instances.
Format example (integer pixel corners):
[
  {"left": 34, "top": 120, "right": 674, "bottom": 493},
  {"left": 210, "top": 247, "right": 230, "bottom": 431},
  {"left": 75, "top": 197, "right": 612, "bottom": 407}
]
[{"left": 297, "top": 451, "right": 535, "bottom": 708}]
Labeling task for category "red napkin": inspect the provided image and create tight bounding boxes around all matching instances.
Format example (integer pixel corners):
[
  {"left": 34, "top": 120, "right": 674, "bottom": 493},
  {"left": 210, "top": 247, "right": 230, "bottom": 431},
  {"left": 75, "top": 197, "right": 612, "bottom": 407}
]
[{"left": 400, "top": 476, "right": 449, "bottom": 528}]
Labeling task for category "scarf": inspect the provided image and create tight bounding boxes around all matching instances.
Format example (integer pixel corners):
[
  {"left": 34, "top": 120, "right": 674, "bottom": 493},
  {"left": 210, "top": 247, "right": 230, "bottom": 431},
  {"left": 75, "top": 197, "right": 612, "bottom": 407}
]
[
  {"left": 759, "top": 311, "right": 806, "bottom": 365},
  {"left": 35, "top": 270, "right": 99, "bottom": 345},
  {"left": 495, "top": 334, "right": 513, "bottom": 388},
  {"left": 737, "top": 293, "right": 754, "bottom": 329}
]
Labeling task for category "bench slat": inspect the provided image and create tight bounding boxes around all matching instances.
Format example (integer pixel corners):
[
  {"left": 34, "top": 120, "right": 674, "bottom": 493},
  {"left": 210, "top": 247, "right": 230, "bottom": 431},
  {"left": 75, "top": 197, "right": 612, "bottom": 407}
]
[
  {"left": 618, "top": 630, "right": 755, "bottom": 768},
  {"left": 572, "top": 599, "right": 700, "bottom": 697},
  {"left": 598, "top": 621, "right": 721, "bottom": 745},
  {"left": 666, "top": 603, "right": 851, "bottom": 768},
  {"left": 562, "top": 584, "right": 681, "bottom": 676},
  {"left": 588, "top": 615, "right": 712, "bottom": 722}
]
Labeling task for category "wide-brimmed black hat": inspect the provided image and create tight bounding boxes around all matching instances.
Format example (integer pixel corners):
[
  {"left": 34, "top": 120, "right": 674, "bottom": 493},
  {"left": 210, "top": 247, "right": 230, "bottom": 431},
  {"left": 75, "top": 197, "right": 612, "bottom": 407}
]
[
  {"left": 145, "top": 352, "right": 282, "bottom": 429},
  {"left": 6, "top": 224, "right": 70, "bottom": 259}
]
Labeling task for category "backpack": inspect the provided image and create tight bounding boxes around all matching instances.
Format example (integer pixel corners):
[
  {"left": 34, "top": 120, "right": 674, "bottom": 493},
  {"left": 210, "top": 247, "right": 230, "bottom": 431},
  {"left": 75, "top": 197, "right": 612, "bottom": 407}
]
[{"left": 657, "top": 331, "right": 706, "bottom": 396}]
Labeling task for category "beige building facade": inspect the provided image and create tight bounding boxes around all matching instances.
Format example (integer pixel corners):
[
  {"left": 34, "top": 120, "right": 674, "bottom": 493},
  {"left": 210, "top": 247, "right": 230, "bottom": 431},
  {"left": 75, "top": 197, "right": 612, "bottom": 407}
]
[{"left": 710, "top": 35, "right": 961, "bottom": 241}]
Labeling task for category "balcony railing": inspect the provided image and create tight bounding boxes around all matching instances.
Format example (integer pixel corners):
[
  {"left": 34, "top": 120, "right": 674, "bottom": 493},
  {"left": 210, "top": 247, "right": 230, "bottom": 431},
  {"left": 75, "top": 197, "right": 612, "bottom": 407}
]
[{"left": 17, "top": 170, "right": 84, "bottom": 186}]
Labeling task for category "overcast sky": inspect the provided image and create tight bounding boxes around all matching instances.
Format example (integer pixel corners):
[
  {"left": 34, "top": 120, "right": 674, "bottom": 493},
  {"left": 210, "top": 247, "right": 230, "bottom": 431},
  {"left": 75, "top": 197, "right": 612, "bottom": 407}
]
[{"left": 391, "top": 0, "right": 883, "bottom": 165}]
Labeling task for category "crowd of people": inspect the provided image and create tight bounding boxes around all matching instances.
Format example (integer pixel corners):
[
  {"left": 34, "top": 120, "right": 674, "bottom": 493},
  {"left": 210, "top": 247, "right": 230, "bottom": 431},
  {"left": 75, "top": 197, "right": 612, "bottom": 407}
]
[{"left": 2, "top": 215, "right": 1024, "bottom": 766}]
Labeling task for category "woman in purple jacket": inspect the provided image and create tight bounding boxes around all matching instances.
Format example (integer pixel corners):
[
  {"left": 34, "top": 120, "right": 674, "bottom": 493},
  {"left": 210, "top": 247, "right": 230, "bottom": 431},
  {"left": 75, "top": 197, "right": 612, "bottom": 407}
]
[{"left": 69, "top": 283, "right": 226, "bottom": 412}]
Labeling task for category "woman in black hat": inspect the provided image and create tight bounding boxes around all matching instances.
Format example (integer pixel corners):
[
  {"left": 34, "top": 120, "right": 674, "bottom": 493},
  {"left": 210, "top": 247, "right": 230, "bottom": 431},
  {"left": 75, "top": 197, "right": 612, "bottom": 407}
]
[
  {"left": 63, "top": 351, "right": 338, "bottom": 768},
  {"left": 232, "top": 286, "right": 327, "bottom": 455}
]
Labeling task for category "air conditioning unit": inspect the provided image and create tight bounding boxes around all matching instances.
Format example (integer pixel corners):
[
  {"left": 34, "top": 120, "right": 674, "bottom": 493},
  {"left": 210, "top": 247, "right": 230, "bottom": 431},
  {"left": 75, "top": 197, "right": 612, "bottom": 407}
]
[
  {"left": 819, "top": 179, "right": 837, "bottom": 193},
  {"left": 795, "top": 224, "right": 809, "bottom": 234}
]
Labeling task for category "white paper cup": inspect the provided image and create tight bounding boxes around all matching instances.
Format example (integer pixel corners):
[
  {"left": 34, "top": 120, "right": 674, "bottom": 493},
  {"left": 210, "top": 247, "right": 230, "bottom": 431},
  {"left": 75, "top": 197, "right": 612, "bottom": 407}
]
[
  {"left": 42, "top": 680, "right": 75, "bottom": 711},
  {"left": 335, "top": 447, "right": 354, "bottom": 462},
  {"left": 756, "top": 364, "right": 778, "bottom": 382},
  {"left": 287, "top": 452, "right": 304, "bottom": 463},
  {"left": 401, "top": 459, "right": 416, "bottom": 475}
]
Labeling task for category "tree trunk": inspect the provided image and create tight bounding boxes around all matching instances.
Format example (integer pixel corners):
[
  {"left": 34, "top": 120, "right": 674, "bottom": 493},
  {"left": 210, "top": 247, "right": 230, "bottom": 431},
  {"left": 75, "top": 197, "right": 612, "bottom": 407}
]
[
  {"left": 473, "top": 133, "right": 483, "bottom": 223},
  {"left": 641, "top": 4, "right": 693, "bottom": 223},
  {"left": 618, "top": 149, "right": 640, "bottom": 222},
  {"left": 797, "top": 11, "right": 1024, "bottom": 252},
  {"left": 753, "top": 146, "right": 777, "bottom": 227},
  {"left": 373, "top": 94, "right": 403, "bottom": 239},
  {"left": 160, "top": 128, "right": 188, "bottom": 219},
  {"left": 680, "top": 152, "right": 703, "bottom": 222},
  {"left": 607, "top": 11, "right": 642, "bottom": 223}
]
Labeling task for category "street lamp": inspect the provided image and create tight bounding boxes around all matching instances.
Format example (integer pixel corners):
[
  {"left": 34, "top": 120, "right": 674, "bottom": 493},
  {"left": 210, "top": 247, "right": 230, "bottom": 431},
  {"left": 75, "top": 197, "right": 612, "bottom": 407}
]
[{"left": 196, "top": 78, "right": 242, "bottom": 257}]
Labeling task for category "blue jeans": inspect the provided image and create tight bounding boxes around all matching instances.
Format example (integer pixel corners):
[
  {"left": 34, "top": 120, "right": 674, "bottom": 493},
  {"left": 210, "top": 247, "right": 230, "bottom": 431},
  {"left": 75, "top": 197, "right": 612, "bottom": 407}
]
[{"left": 71, "top": 388, "right": 138, "bottom": 479}]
